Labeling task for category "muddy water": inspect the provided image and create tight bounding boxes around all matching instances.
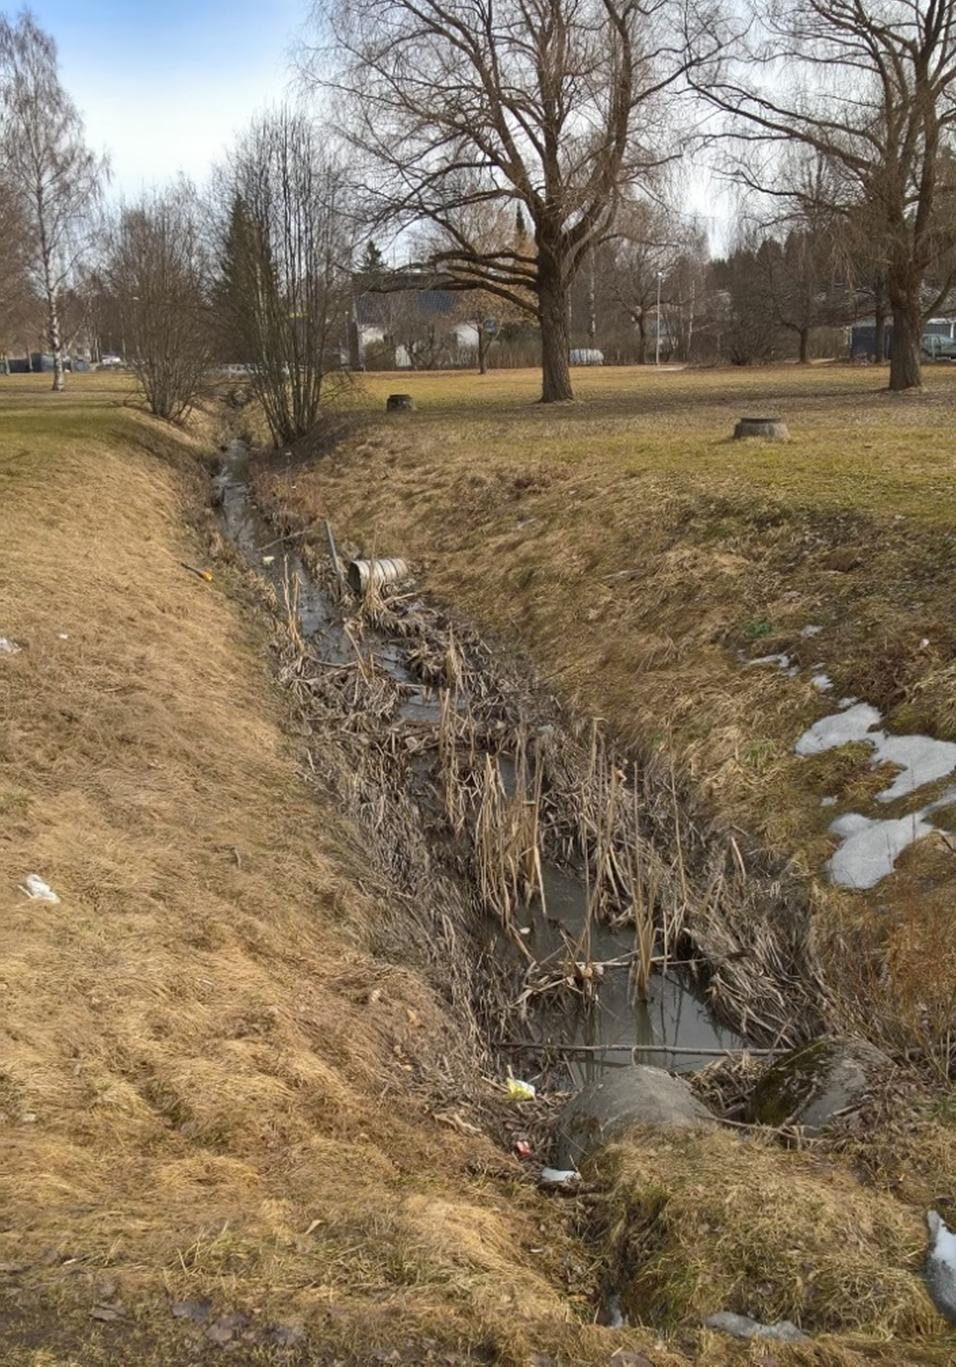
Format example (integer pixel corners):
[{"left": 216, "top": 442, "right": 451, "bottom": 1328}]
[{"left": 218, "top": 441, "right": 745, "bottom": 1079}]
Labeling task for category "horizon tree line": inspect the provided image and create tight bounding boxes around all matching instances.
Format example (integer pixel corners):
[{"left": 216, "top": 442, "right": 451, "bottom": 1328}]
[{"left": 3, "top": 0, "right": 956, "bottom": 412}]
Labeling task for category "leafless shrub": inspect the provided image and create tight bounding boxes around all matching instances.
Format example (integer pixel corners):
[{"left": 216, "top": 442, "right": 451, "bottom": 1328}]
[
  {"left": 217, "top": 108, "right": 352, "bottom": 445},
  {"left": 107, "top": 184, "right": 212, "bottom": 421}
]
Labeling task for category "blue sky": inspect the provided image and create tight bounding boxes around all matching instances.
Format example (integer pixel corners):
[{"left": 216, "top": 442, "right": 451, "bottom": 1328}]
[{"left": 26, "top": 0, "right": 306, "bottom": 197}]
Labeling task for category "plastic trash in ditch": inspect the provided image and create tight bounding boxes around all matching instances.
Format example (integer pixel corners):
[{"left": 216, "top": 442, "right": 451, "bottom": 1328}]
[
  {"left": 506, "top": 1077, "right": 536, "bottom": 1101},
  {"left": 20, "top": 874, "right": 60, "bottom": 904},
  {"left": 0, "top": 637, "right": 22, "bottom": 654},
  {"left": 538, "top": 1167, "right": 580, "bottom": 1189},
  {"left": 347, "top": 557, "right": 410, "bottom": 597},
  {"left": 926, "top": 1209, "right": 956, "bottom": 1325}
]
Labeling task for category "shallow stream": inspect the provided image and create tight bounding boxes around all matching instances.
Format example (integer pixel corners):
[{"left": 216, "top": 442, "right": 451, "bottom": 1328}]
[{"left": 217, "top": 441, "right": 746, "bottom": 1080}]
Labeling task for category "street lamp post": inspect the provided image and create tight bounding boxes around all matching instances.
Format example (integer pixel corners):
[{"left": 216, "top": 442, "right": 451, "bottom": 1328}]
[{"left": 655, "top": 271, "right": 663, "bottom": 367}]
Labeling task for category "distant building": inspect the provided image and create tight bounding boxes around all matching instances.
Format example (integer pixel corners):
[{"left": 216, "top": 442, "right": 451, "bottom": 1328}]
[
  {"left": 850, "top": 316, "right": 956, "bottom": 360},
  {"left": 351, "top": 271, "right": 478, "bottom": 369}
]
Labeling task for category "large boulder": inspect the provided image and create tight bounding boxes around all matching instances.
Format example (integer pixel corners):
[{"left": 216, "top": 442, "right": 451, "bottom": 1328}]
[
  {"left": 554, "top": 1066, "right": 716, "bottom": 1169},
  {"left": 746, "top": 1038, "right": 890, "bottom": 1134}
]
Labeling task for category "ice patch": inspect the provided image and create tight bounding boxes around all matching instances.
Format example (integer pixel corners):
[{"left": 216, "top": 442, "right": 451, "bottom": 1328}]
[
  {"left": 827, "top": 811, "right": 936, "bottom": 889},
  {"left": 798, "top": 702, "right": 956, "bottom": 886},
  {"left": 795, "top": 703, "right": 881, "bottom": 756},
  {"left": 873, "top": 733, "right": 956, "bottom": 802},
  {"left": 838, "top": 696, "right": 859, "bottom": 710},
  {"left": 796, "top": 704, "right": 956, "bottom": 801}
]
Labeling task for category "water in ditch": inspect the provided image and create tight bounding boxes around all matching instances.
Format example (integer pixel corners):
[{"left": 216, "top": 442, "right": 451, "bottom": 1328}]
[{"left": 217, "top": 440, "right": 747, "bottom": 1080}]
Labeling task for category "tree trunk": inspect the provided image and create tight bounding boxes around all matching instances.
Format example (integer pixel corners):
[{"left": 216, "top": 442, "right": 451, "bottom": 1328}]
[
  {"left": 477, "top": 325, "right": 487, "bottom": 375},
  {"left": 538, "top": 253, "right": 572, "bottom": 402},
  {"left": 798, "top": 327, "right": 810, "bottom": 364},
  {"left": 888, "top": 286, "right": 923, "bottom": 391},
  {"left": 873, "top": 278, "right": 887, "bottom": 363},
  {"left": 636, "top": 315, "right": 647, "bottom": 365},
  {"left": 41, "top": 244, "right": 65, "bottom": 391}
]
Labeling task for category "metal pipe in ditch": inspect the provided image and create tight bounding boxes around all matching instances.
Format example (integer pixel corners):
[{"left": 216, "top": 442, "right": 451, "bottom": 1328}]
[{"left": 347, "top": 556, "right": 411, "bottom": 597}]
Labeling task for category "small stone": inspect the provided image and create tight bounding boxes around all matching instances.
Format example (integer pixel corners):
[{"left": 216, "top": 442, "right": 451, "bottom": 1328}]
[
  {"left": 172, "top": 1299, "right": 213, "bottom": 1322},
  {"left": 267, "top": 1323, "right": 306, "bottom": 1346},
  {"left": 90, "top": 1304, "right": 124, "bottom": 1322}
]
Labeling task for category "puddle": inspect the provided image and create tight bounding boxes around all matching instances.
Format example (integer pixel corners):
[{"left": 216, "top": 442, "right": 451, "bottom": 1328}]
[
  {"left": 218, "top": 441, "right": 747, "bottom": 1079},
  {"left": 511, "top": 862, "right": 746, "bottom": 1078},
  {"left": 796, "top": 701, "right": 956, "bottom": 887}
]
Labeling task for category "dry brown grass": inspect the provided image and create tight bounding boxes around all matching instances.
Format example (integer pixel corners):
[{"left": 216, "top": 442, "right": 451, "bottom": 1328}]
[
  {"left": 252, "top": 363, "right": 956, "bottom": 1060},
  {"left": 0, "top": 376, "right": 694, "bottom": 1364},
  {"left": 593, "top": 1125, "right": 956, "bottom": 1363}
]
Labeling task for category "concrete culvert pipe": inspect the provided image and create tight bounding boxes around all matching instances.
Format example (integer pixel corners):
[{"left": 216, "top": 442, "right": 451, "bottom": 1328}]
[
  {"left": 734, "top": 416, "right": 790, "bottom": 441},
  {"left": 347, "top": 557, "right": 411, "bottom": 596},
  {"left": 386, "top": 393, "right": 415, "bottom": 412}
]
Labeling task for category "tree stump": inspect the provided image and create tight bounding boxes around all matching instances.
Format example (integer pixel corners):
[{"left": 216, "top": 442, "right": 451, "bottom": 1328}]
[
  {"left": 733, "top": 416, "right": 790, "bottom": 441},
  {"left": 386, "top": 393, "right": 415, "bottom": 412}
]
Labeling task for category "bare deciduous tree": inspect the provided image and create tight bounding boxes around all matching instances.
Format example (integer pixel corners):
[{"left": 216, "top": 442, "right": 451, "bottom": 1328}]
[
  {"left": 217, "top": 109, "right": 351, "bottom": 445},
  {"left": 310, "top": 0, "right": 721, "bottom": 402},
  {"left": 0, "top": 172, "right": 37, "bottom": 369},
  {"left": 0, "top": 11, "right": 105, "bottom": 391},
  {"left": 107, "top": 184, "right": 212, "bottom": 422},
  {"left": 700, "top": 0, "right": 956, "bottom": 391}
]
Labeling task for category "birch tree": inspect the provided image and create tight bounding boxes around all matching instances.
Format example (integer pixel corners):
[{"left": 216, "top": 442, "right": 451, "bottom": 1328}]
[{"left": 0, "top": 12, "right": 105, "bottom": 391}]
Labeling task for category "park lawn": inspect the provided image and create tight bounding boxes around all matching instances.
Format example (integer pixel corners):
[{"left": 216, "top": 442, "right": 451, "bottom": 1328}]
[{"left": 256, "top": 362, "right": 956, "bottom": 1052}]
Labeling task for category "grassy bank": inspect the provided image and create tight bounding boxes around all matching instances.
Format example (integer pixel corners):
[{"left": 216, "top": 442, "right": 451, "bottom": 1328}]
[
  {"left": 0, "top": 376, "right": 673, "bottom": 1365},
  {"left": 5, "top": 373, "right": 956, "bottom": 1365},
  {"left": 255, "top": 364, "right": 956, "bottom": 1059}
]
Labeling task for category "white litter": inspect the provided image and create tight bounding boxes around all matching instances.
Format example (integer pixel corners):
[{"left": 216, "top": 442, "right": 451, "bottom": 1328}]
[
  {"left": 262, "top": 555, "right": 275, "bottom": 565},
  {"left": 0, "top": 637, "right": 22, "bottom": 655},
  {"left": 538, "top": 1167, "right": 580, "bottom": 1187},
  {"left": 57, "top": 632, "right": 69, "bottom": 640},
  {"left": 746, "top": 653, "right": 790, "bottom": 670},
  {"left": 20, "top": 874, "right": 60, "bottom": 904},
  {"left": 926, "top": 1210, "right": 956, "bottom": 1325}
]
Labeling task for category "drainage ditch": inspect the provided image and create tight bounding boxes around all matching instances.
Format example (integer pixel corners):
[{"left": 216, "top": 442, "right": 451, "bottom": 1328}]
[{"left": 215, "top": 439, "right": 829, "bottom": 1096}]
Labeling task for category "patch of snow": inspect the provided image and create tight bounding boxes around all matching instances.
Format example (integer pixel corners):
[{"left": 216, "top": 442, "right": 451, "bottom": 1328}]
[
  {"left": 821, "top": 796, "right": 837, "bottom": 808},
  {"left": 826, "top": 787, "right": 956, "bottom": 889},
  {"left": 800, "top": 624, "right": 823, "bottom": 638},
  {"left": 795, "top": 703, "right": 881, "bottom": 756},
  {"left": 827, "top": 811, "right": 936, "bottom": 889},
  {"left": 796, "top": 705, "right": 956, "bottom": 801},
  {"left": 838, "top": 695, "right": 859, "bottom": 710},
  {"left": 874, "top": 733, "right": 956, "bottom": 802},
  {"left": 811, "top": 673, "right": 833, "bottom": 692}
]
